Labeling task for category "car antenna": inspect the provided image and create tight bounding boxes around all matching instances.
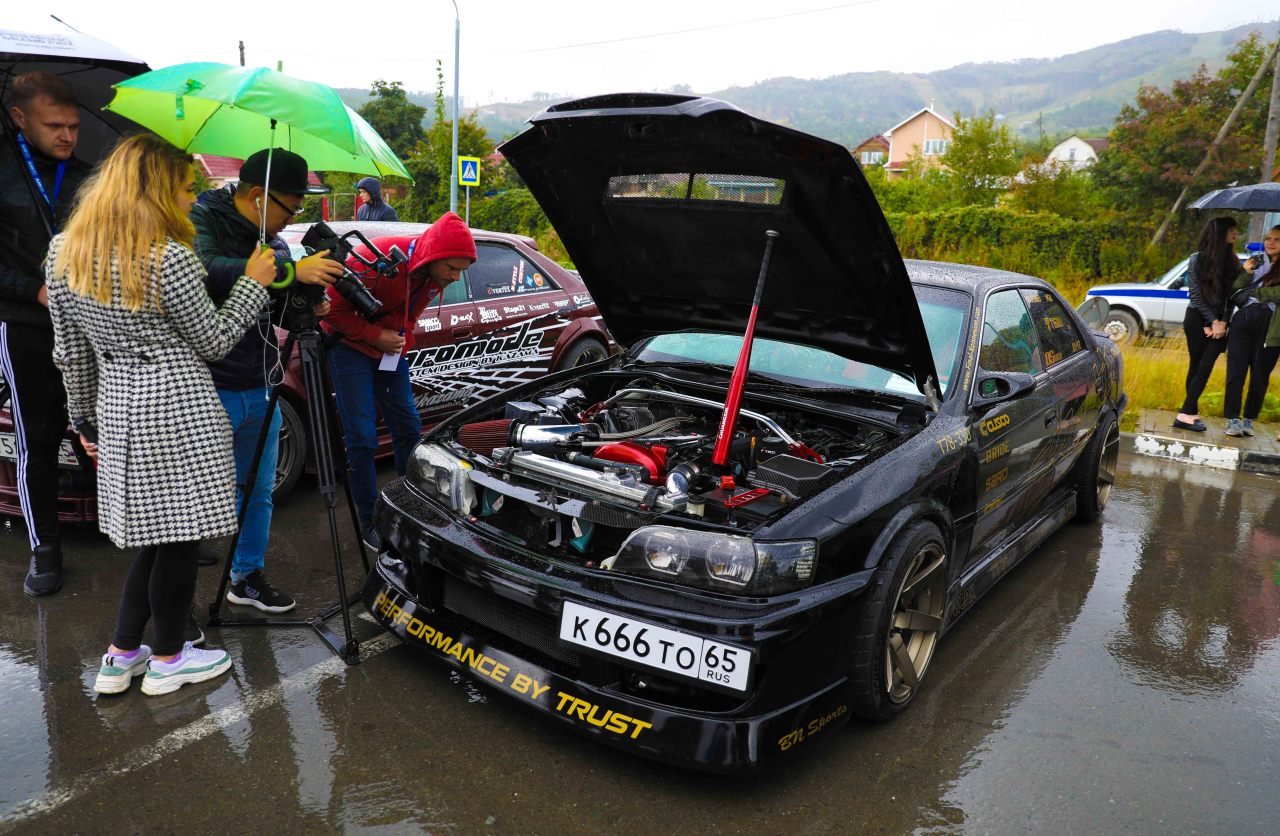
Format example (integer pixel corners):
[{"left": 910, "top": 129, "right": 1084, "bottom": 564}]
[{"left": 711, "top": 229, "right": 779, "bottom": 476}]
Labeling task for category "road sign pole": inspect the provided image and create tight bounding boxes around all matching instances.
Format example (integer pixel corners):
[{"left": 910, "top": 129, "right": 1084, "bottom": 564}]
[{"left": 465, "top": 186, "right": 470, "bottom": 226}]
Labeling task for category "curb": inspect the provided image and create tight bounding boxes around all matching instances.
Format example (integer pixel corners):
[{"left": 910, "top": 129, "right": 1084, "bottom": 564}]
[{"left": 1120, "top": 431, "right": 1280, "bottom": 475}]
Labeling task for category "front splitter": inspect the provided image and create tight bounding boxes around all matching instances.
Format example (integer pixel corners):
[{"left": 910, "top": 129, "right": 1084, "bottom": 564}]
[{"left": 362, "top": 558, "right": 854, "bottom": 773}]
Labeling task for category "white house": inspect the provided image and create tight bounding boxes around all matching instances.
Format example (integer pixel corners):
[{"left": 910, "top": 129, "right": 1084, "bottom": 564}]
[{"left": 1045, "top": 135, "right": 1109, "bottom": 170}]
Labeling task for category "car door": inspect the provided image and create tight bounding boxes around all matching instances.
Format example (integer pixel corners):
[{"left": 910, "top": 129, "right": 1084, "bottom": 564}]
[
  {"left": 1156, "top": 258, "right": 1190, "bottom": 328},
  {"left": 966, "top": 288, "right": 1059, "bottom": 570},
  {"left": 405, "top": 272, "right": 480, "bottom": 426},
  {"left": 1019, "top": 288, "right": 1103, "bottom": 483}
]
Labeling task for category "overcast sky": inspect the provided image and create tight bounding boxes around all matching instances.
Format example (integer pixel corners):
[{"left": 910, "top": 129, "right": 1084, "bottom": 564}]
[{"left": 9, "top": 1, "right": 1280, "bottom": 105}]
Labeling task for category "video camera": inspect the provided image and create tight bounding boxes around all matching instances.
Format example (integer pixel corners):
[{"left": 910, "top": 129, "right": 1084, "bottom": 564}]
[{"left": 280, "top": 222, "right": 408, "bottom": 330}]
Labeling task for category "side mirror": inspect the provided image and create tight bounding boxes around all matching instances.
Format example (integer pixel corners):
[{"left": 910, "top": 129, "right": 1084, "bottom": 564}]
[
  {"left": 973, "top": 371, "right": 1036, "bottom": 406},
  {"left": 1076, "top": 296, "right": 1110, "bottom": 331}
]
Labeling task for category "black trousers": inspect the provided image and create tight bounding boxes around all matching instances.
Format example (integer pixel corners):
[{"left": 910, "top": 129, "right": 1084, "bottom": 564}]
[
  {"left": 1180, "top": 309, "right": 1227, "bottom": 415},
  {"left": 113, "top": 540, "right": 200, "bottom": 656},
  {"left": 1224, "top": 304, "right": 1280, "bottom": 420},
  {"left": 0, "top": 322, "right": 67, "bottom": 552}
]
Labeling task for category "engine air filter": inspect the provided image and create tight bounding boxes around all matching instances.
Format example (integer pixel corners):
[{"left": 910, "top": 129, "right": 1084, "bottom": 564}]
[{"left": 458, "top": 419, "right": 513, "bottom": 455}]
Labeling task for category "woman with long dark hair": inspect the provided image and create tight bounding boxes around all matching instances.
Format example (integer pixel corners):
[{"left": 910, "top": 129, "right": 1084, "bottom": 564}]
[
  {"left": 1225, "top": 225, "right": 1280, "bottom": 436},
  {"left": 1173, "top": 217, "right": 1242, "bottom": 432},
  {"left": 45, "top": 133, "right": 277, "bottom": 697}
]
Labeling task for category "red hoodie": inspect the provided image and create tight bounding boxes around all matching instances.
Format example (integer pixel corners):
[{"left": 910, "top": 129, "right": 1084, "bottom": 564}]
[{"left": 323, "top": 212, "right": 477, "bottom": 360}]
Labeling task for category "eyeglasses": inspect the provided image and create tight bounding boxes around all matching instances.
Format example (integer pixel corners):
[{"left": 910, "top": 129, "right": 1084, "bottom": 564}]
[{"left": 268, "top": 192, "right": 305, "bottom": 218}]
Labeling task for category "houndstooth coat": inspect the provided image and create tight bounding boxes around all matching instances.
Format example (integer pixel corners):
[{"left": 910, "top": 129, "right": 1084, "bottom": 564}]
[{"left": 45, "top": 237, "right": 269, "bottom": 549}]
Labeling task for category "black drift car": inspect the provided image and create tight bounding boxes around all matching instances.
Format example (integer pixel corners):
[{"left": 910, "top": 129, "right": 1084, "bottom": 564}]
[{"left": 363, "top": 93, "right": 1125, "bottom": 772}]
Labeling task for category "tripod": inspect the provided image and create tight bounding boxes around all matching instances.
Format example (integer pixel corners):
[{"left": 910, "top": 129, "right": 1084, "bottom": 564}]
[{"left": 206, "top": 317, "right": 369, "bottom": 665}]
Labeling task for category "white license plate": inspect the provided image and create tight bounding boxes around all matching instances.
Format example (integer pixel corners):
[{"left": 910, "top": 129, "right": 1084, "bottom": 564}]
[
  {"left": 0, "top": 432, "right": 80, "bottom": 468},
  {"left": 559, "top": 601, "right": 752, "bottom": 692}
]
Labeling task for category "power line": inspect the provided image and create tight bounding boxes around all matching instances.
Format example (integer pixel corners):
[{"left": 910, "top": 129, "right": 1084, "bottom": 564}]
[{"left": 504, "top": 0, "right": 887, "bottom": 56}]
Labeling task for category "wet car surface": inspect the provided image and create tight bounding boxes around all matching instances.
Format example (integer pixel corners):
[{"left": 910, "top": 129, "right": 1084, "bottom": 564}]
[{"left": 2, "top": 453, "right": 1278, "bottom": 831}]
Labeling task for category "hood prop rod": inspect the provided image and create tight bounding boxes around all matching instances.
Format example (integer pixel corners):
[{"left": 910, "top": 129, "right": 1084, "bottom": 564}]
[{"left": 712, "top": 229, "right": 780, "bottom": 472}]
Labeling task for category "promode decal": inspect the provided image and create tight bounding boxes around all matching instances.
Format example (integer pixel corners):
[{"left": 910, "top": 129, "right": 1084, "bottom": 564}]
[
  {"left": 372, "top": 589, "right": 653, "bottom": 740},
  {"left": 406, "top": 321, "right": 543, "bottom": 375}
]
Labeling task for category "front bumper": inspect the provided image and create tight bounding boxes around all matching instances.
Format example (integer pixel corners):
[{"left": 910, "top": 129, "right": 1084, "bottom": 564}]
[{"left": 363, "top": 477, "right": 872, "bottom": 773}]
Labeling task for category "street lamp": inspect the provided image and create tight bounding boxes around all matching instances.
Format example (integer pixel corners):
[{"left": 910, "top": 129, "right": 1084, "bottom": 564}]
[{"left": 449, "top": 0, "right": 460, "bottom": 214}]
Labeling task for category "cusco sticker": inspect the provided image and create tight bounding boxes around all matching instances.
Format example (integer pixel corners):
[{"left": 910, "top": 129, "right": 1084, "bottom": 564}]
[{"left": 978, "top": 413, "right": 1010, "bottom": 437}]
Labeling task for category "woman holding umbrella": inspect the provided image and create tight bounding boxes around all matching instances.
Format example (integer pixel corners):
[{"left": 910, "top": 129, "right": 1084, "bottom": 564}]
[
  {"left": 1173, "top": 217, "right": 1244, "bottom": 432},
  {"left": 45, "top": 133, "right": 277, "bottom": 696}
]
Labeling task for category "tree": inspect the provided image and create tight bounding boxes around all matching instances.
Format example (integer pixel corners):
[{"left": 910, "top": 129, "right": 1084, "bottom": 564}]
[
  {"left": 940, "top": 111, "right": 1020, "bottom": 206},
  {"left": 1092, "top": 33, "right": 1275, "bottom": 227},
  {"left": 398, "top": 61, "right": 492, "bottom": 222},
  {"left": 357, "top": 80, "right": 427, "bottom": 159},
  {"left": 1007, "top": 161, "right": 1108, "bottom": 220}
]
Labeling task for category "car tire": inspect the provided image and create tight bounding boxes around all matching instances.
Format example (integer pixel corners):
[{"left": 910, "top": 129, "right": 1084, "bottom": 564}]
[
  {"left": 848, "top": 520, "right": 947, "bottom": 721},
  {"left": 274, "top": 397, "right": 308, "bottom": 501},
  {"left": 1102, "top": 309, "right": 1141, "bottom": 344},
  {"left": 554, "top": 337, "right": 609, "bottom": 370},
  {"left": 1073, "top": 410, "right": 1119, "bottom": 523}
]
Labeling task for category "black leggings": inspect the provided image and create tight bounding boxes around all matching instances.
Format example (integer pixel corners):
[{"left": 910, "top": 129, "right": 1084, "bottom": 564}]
[
  {"left": 1181, "top": 309, "right": 1227, "bottom": 415},
  {"left": 112, "top": 540, "right": 199, "bottom": 656},
  {"left": 1225, "top": 304, "right": 1280, "bottom": 419}
]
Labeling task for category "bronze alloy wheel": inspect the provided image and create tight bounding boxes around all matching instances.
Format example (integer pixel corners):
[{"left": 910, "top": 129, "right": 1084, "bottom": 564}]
[
  {"left": 1096, "top": 420, "right": 1120, "bottom": 510},
  {"left": 885, "top": 542, "right": 946, "bottom": 705}
]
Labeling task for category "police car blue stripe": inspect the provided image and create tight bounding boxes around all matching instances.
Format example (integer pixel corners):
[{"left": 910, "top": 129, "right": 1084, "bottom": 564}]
[{"left": 1086, "top": 288, "right": 1186, "bottom": 298}]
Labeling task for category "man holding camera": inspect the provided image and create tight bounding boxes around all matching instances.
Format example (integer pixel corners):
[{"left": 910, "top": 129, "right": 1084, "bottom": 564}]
[
  {"left": 0, "top": 72, "right": 89, "bottom": 596},
  {"left": 323, "top": 211, "right": 475, "bottom": 548},
  {"left": 192, "top": 148, "right": 341, "bottom": 612}
]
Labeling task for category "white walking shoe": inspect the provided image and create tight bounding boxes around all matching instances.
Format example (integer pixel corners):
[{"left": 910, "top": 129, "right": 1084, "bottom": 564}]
[
  {"left": 94, "top": 645, "right": 153, "bottom": 695},
  {"left": 140, "top": 643, "right": 232, "bottom": 696}
]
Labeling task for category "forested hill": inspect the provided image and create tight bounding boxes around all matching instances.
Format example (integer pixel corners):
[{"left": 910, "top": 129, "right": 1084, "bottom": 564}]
[{"left": 338, "top": 20, "right": 1279, "bottom": 148}]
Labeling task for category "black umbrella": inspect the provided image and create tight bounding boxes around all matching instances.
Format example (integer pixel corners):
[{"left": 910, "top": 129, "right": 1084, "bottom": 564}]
[
  {"left": 1188, "top": 182, "right": 1280, "bottom": 212},
  {"left": 0, "top": 24, "right": 150, "bottom": 165}
]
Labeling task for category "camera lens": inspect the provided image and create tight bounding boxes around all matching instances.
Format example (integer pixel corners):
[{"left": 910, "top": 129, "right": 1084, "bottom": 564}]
[{"left": 334, "top": 272, "right": 382, "bottom": 320}]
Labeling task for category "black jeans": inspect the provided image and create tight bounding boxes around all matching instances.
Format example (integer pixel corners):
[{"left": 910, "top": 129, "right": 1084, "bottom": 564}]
[
  {"left": 112, "top": 540, "right": 199, "bottom": 656},
  {"left": 1224, "top": 304, "right": 1280, "bottom": 420},
  {"left": 1180, "top": 309, "right": 1227, "bottom": 415},
  {"left": 0, "top": 322, "right": 67, "bottom": 552}
]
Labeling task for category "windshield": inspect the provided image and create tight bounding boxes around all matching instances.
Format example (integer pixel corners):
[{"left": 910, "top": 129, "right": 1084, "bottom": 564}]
[{"left": 632, "top": 285, "right": 969, "bottom": 399}]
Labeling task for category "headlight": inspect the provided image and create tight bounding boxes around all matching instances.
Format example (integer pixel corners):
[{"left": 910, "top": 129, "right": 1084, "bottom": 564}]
[
  {"left": 407, "top": 443, "right": 476, "bottom": 514},
  {"left": 603, "top": 526, "right": 817, "bottom": 595}
]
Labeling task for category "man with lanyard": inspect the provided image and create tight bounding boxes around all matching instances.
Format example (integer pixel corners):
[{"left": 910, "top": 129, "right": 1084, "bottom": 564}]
[
  {"left": 0, "top": 72, "right": 88, "bottom": 596},
  {"left": 323, "top": 211, "right": 475, "bottom": 549}
]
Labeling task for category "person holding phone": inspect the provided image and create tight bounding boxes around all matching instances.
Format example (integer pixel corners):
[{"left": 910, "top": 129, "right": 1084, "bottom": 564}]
[
  {"left": 1173, "top": 217, "right": 1242, "bottom": 432},
  {"left": 322, "top": 211, "right": 475, "bottom": 549},
  {"left": 1224, "top": 225, "right": 1280, "bottom": 437},
  {"left": 44, "top": 134, "right": 278, "bottom": 696}
]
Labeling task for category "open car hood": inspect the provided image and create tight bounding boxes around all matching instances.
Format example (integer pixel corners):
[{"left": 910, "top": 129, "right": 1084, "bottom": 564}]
[{"left": 499, "top": 93, "right": 939, "bottom": 395}]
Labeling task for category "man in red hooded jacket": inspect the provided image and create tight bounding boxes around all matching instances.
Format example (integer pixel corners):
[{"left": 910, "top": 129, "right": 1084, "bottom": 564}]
[{"left": 324, "top": 211, "right": 476, "bottom": 547}]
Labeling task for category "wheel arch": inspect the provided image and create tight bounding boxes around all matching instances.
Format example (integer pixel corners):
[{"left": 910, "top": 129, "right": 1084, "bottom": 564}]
[{"left": 862, "top": 500, "right": 955, "bottom": 574}]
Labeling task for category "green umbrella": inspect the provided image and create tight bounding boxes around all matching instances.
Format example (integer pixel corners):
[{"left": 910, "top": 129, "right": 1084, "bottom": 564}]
[{"left": 105, "top": 61, "right": 411, "bottom": 180}]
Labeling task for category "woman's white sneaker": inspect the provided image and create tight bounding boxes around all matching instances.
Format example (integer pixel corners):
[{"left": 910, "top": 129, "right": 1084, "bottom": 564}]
[
  {"left": 94, "top": 645, "right": 153, "bottom": 694},
  {"left": 140, "top": 643, "right": 232, "bottom": 696}
]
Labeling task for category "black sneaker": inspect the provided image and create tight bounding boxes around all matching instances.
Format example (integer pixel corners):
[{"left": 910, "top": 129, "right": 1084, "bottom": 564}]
[
  {"left": 24, "top": 544, "right": 63, "bottom": 597},
  {"left": 185, "top": 608, "right": 206, "bottom": 646},
  {"left": 226, "top": 570, "right": 296, "bottom": 613}
]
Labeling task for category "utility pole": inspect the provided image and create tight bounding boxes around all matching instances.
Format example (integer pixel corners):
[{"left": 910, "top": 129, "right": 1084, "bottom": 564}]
[
  {"left": 238, "top": 40, "right": 245, "bottom": 67},
  {"left": 1250, "top": 45, "right": 1280, "bottom": 241},
  {"left": 1152, "top": 37, "right": 1280, "bottom": 246}
]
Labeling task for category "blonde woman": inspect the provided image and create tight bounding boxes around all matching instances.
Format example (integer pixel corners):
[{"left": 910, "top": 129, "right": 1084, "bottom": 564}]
[{"left": 45, "top": 133, "right": 276, "bottom": 697}]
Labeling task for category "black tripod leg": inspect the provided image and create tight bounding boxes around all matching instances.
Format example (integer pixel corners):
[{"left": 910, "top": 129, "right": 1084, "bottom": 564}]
[
  {"left": 296, "top": 330, "right": 360, "bottom": 664},
  {"left": 207, "top": 331, "right": 298, "bottom": 624}
]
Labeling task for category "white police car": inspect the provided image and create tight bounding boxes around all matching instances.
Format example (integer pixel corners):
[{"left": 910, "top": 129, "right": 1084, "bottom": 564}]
[{"left": 1085, "top": 253, "right": 1251, "bottom": 344}]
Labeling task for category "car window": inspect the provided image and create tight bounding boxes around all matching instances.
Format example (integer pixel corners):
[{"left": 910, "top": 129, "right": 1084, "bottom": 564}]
[
  {"left": 979, "top": 290, "right": 1043, "bottom": 375},
  {"left": 438, "top": 273, "right": 469, "bottom": 304},
  {"left": 911, "top": 285, "right": 969, "bottom": 397},
  {"left": 464, "top": 243, "right": 558, "bottom": 300},
  {"left": 1020, "top": 288, "right": 1084, "bottom": 368}
]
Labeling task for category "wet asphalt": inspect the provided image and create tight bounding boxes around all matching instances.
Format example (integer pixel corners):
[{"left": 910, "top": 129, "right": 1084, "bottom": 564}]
[{"left": 1, "top": 453, "right": 1278, "bottom": 835}]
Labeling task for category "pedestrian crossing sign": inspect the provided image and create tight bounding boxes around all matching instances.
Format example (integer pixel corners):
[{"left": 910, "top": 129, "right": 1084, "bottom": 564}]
[{"left": 458, "top": 156, "right": 481, "bottom": 187}]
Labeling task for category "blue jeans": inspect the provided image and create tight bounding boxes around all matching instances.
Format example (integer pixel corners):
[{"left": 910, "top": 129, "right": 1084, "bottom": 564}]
[
  {"left": 218, "top": 388, "right": 280, "bottom": 580},
  {"left": 329, "top": 344, "right": 421, "bottom": 532}
]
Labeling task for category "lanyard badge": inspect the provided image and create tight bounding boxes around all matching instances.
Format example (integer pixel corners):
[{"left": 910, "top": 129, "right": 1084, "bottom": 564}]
[{"left": 16, "top": 134, "right": 67, "bottom": 235}]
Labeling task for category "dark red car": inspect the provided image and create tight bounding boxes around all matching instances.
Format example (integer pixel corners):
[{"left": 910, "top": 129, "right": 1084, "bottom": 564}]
[{"left": 0, "top": 220, "right": 613, "bottom": 520}]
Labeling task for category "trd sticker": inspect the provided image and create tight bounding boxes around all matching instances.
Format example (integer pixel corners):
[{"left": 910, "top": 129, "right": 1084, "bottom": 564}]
[
  {"left": 1043, "top": 315, "right": 1064, "bottom": 329},
  {"left": 978, "top": 413, "right": 1010, "bottom": 437}
]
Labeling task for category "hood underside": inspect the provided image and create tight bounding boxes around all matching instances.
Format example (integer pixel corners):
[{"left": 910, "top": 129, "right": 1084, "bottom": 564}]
[{"left": 499, "top": 93, "right": 938, "bottom": 393}]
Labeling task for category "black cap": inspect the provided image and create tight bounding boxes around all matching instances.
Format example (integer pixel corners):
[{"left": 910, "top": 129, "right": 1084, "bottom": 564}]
[{"left": 238, "top": 148, "right": 326, "bottom": 195}]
